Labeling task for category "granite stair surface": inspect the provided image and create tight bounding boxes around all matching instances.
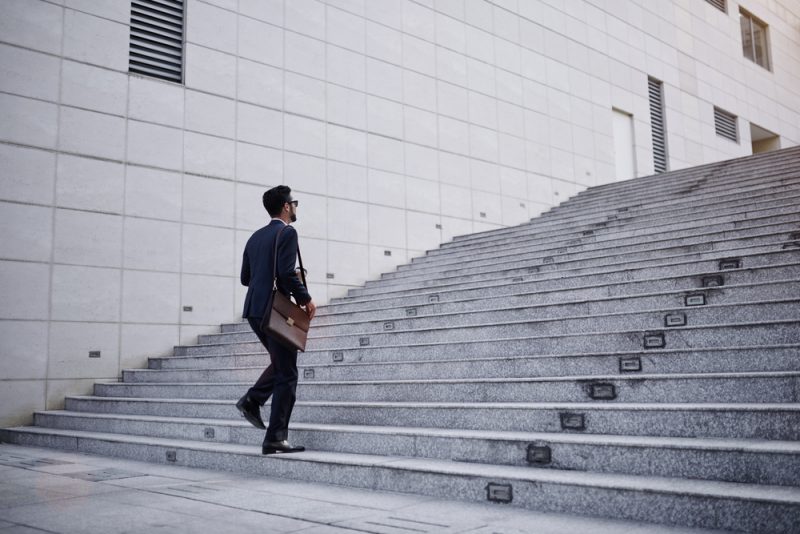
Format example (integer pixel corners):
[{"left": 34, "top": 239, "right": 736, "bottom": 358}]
[{"left": 3, "top": 147, "right": 800, "bottom": 533}]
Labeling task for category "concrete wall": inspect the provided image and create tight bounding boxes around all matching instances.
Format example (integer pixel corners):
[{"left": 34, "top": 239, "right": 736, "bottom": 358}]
[{"left": 1, "top": 0, "right": 798, "bottom": 426}]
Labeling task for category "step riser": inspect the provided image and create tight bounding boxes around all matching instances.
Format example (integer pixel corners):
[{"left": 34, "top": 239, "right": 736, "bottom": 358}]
[
  {"left": 2, "top": 429, "right": 795, "bottom": 533},
  {"left": 204, "top": 299, "right": 799, "bottom": 342},
  {"left": 326, "top": 253, "right": 800, "bottom": 313},
  {"left": 430, "top": 191, "right": 800, "bottom": 255},
  {"left": 404, "top": 204, "right": 800, "bottom": 272},
  {"left": 144, "top": 347, "right": 800, "bottom": 379},
  {"left": 94, "top": 376, "right": 800, "bottom": 404},
  {"left": 29, "top": 414, "right": 799, "bottom": 486},
  {"left": 540, "top": 168, "right": 800, "bottom": 221},
  {"left": 352, "top": 230, "right": 799, "bottom": 297},
  {"left": 447, "top": 169, "right": 800, "bottom": 248},
  {"left": 288, "top": 281, "right": 800, "bottom": 330},
  {"left": 558, "top": 159, "right": 800, "bottom": 203},
  {"left": 57, "top": 398, "right": 800, "bottom": 439},
  {"left": 178, "top": 323, "right": 800, "bottom": 358},
  {"left": 290, "top": 260, "right": 800, "bottom": 322},
  {"left": 382, "top": 218, "right": 800, "bottom": 288}
]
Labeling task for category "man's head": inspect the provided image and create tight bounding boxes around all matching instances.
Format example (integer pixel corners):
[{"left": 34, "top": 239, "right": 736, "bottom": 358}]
[{"left": 263, "top": 185, "right": 298, "bottom": 222}]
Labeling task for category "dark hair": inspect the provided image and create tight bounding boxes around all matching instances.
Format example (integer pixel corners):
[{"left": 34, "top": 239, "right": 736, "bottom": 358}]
[{"left": 263, "top": 185, "right": 292, "bottom": 217}]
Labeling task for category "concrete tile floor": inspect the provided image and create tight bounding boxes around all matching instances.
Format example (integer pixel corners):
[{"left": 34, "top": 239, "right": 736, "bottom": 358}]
[{"left": 0, "top": 443, "right": 734, "bottom": 534}]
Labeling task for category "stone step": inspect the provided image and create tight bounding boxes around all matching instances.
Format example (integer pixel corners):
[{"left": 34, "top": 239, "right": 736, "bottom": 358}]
[
  {"left": 549, "top": 153, "right": 800, "bottom": 215},
  {"left": 219, "top": 261, "right": 797, "bottom": 332},
  {"left": 175, "top": 321, "right": 800, "bottom": 362},
  {"left": 57, "top": 396, "right": 800, "bottom": 440},
  {"left": 528, "top": 159, "right": 797, "bottom": 229},
  {"left": 567, "top": 146, "right": 799, "bottom": 198},
  {"left": 353, "top": 224, "right": 800, "bottom": 298},
  {"left": 142, "top": 345, "right": 800, "bottom": 381},
  {"left": 27, "top": 412, "right": 800, "bottom": 487},
  {"left": 535, "top": 166, "right": 799, "bottom": 231},
  {"left": 424, "top": 172, "right": 800, "bottom": 253},
  {"left": 2, "top": 427, "right": 798, "bottom": 533},
  {"left": 339, "top": 243, "right": 799, "bottom": 308},
  {"left": 316, "top": 255, "right": 800, "bottom": 319},
  {"left": 282, "top": 277, "right": 800, "bottom": 331},
  {"left": 389, "top": 202, "right": 800, "bottom": 279},
  {"left": 189, "top": 305, "right": 800, "bottom": 353},
  {"left": 436, "top": 170, "right": 800, "bottom": 254},
  {"left": 229, "top": 291, "right": 800, "bottom": 339},
  {"left": 94, "top": 371, "right": 800, "bottom": 404}
]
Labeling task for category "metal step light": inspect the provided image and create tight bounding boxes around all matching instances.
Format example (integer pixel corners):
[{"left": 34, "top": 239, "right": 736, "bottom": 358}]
[
  {"left": 428, "top": 294, "right": 440, "bottom": 303},
  {"left": 702, "top": 275, "right": 724, "bottom": 287},
  {"left": 486, "top": 482, "right": 513, "bottom": 503},
  {"left": 511, "top": 277, "right": 524, "bottom": 282},
  {"left": 526, "top": 444, "right": 552, "bottom": 464},
  {"left": 664, "top": 313, "right": 687, "bottom": 327},
  {"left": 332, "top": 351, "right": 344, "bottom": 362},
  {"left": 783, "top": 232, "right": 800, "bottom": 249},
  {"left": 582, "top": 230, "right": 595, "bottom": 236},
  {"left": 359, "top": 337, "right": 370, "bottom": 346},
  {"left": 719, "top": 258, "right": 741, "bottom": 270},
  {"left": 303, "top": 369, "right": 315, "bottom": 379},
  {"left": 527, "top": 266, "right": 540, "bottom": 273},
  {"left": 644, "top": 332, "right": 666, "bottom": 349},
  {"left": 406, "top": 307, "right": 418, "bottom": 317},
  {"left": 543, "top": 256, "right": 554, "bottom": 264},
  {"left": 560, "top": 412, "right": 586, "bottom": 431},
  {"left": 89, "top": 351, "right": 101, "bottom": 359},
  {"left": 685, "top": 294, "right": 706, "bottom": 306},
  {"left": 166, "top": 450, "right": 177, "bottom": 463},
  {"left": 619, "top": 357, "right": 642, "bottom": 372},
  {"left": 587, "top": 383, "right": 617, "bottom": 400},
  {"left": 204, "top": 428, "right": 215, "bottom": 439},
  {"left": 383, "top": 321, "right": 395, "bottom": 331}
]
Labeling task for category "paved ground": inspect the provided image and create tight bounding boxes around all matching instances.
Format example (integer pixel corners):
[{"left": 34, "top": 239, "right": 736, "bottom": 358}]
[{"left": 0, "top": 443, "right": 734, "bottom": 534}]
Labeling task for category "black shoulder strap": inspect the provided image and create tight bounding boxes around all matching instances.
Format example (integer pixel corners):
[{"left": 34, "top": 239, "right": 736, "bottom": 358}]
[{"left": 271, "top": 225, "right": 307, "bottom": 290}]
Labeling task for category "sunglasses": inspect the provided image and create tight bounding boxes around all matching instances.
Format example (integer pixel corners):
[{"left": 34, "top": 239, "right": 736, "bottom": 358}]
[{"left": 287, "top": 200, "right": 299, "bottom": 207}]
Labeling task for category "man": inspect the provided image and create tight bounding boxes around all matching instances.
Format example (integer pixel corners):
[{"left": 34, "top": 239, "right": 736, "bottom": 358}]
[{"left": 237, "top": 185, "right": 316, "bottom": 454}]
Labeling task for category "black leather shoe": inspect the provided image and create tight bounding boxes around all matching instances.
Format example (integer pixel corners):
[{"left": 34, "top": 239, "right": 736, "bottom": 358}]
[
  {"left": 235, "top": 395, "right": 265, "bottom": 429},
  {"left": 262, "top": 440, "right": 305, "bottom": 454}
]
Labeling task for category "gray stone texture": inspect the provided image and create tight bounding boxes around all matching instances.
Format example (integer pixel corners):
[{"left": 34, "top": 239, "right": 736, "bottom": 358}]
[{"left": 3, "top": 147, "right": 800, "bottom": 533}]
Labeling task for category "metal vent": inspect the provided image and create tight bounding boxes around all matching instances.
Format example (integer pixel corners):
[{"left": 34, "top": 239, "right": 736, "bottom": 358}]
[
  {"left": 129, "top": 0, "right": 185, "bottom": 83},
  {"left": 705, "top": 0, "right": 726, "bottom": 12},
  {"left": 648, "top": 77, "right": 668, "bottom": 173},
  {"left": 714, "top": 107, "right": 738, "bottom": 142}
]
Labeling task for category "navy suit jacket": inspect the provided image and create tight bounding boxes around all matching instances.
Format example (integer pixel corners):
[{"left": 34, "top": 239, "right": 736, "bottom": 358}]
[{"left": 241, "top": 220, "right": 311, "bottom": 319}]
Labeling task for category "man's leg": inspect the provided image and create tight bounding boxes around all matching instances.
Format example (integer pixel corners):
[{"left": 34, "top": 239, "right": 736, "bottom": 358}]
[
  {"left": 236, "top": 317, "right": 275, "bottom": 430},
  {"left": 264, "top": 336, "right": 299, "bottom": 443},
  {"left": 244, "top": 317, "right": 275, "bottom": 405}
]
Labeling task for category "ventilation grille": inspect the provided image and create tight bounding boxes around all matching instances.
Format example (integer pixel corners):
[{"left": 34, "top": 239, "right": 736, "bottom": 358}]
[
  {"left": 714, "top": 107, "right": 738, "bottom": 142},
  {"left": 648, "top": 77, "right": 667, "bottom": 173},
  {"left": 129, "top": 0, "right": 184, "bottom": 83},
  {"left": 705, "top": 0, "right": 726, "bottom": 12}
]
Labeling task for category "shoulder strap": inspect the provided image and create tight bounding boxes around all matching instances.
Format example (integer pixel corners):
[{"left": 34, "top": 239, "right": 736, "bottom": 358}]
[
  {"left": 272, "top": 225, "right": 307, "bottom": 290},
  {"left": 271, "top": 225, "right": 287, "bottom": 290}
]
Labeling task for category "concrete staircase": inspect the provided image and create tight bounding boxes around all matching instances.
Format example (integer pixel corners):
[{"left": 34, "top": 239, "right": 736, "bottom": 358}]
[{"left": 3, "top": 147, "right": 800, "bottom": 532}]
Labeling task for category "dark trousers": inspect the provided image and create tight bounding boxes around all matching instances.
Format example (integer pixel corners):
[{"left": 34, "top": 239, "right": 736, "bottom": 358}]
[{"left": 245, "top": 317, "right": 298, "bottom": 442}]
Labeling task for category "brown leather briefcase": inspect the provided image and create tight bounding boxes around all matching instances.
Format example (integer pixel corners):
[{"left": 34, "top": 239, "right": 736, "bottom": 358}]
[
  {"left": 260, "top": 225, "right": 310, "bottom": 352},
  {"left": 265, "top": 289, "right": 310, "bottom": 352}
]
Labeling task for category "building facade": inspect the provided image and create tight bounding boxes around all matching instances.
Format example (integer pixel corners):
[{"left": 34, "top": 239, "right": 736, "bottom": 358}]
[{"left": 1, "top": 0, "right": 799, "bottom": 426}]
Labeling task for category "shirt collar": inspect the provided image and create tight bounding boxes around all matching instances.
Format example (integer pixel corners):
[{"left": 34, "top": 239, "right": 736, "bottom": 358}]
[{"left": 271, "top": 218, "right": 287, "bottom": 226}]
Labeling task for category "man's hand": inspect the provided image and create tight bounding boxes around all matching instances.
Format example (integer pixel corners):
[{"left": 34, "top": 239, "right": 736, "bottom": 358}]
[{"left": 303, "top": 299, "right": 317, "bottom": 320}]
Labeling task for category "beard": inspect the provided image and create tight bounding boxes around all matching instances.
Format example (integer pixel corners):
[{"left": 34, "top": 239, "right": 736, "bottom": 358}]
[{"left": 290, "top": 213, "right": 297, "bottom": 222}]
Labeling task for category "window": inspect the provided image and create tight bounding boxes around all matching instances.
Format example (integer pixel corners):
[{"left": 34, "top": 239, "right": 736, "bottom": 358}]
[
  {"left": 740, "top": 9, "right": 770, "bottom": 70},
  {"left": 705, "top": 0, "right": 726, "bottom": 12},
  {"left": 129, "top": 0, "right": 185, "bottom": 83},
  {"left": 648, "top": 78, "right": 668, "bottom": 173},
  {"left": 714, "top": 107, "right": 738, "bottom": 142}
]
